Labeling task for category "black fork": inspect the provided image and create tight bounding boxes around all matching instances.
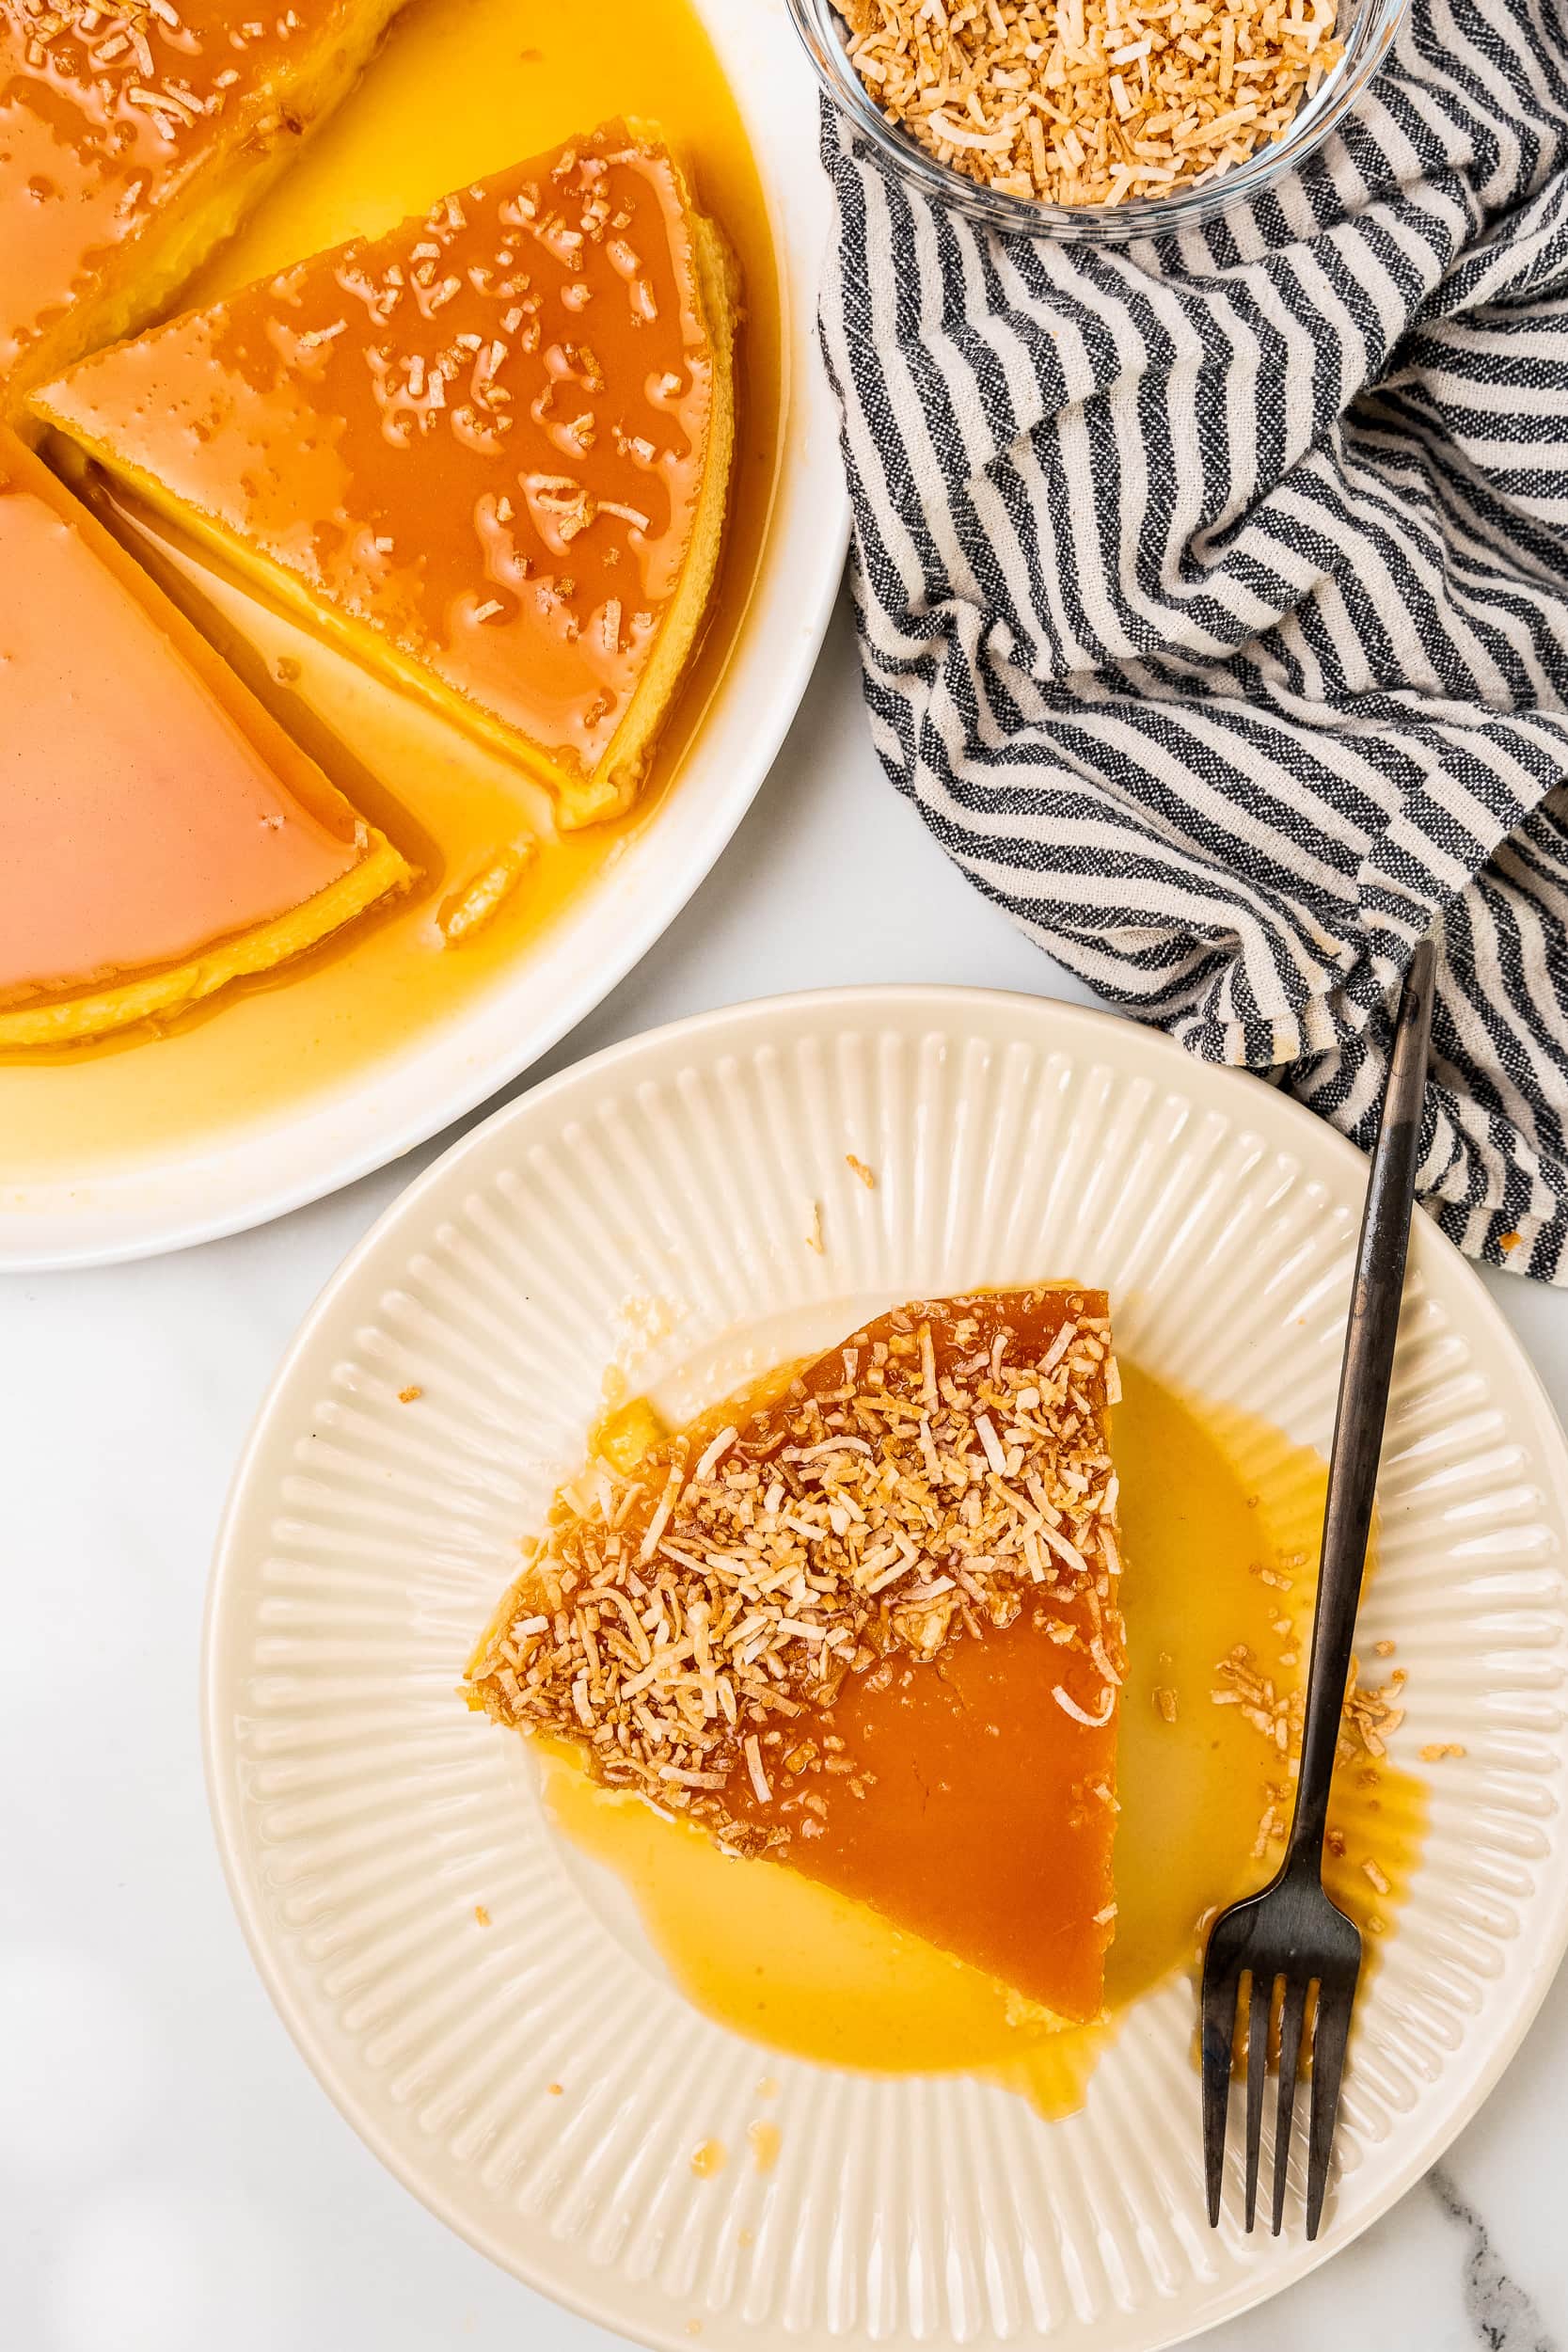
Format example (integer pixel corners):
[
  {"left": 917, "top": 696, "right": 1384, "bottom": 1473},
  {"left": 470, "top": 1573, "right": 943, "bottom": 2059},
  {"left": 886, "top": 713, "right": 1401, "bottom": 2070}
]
[{"left": 1199, "top": 936, "right": 1435, "bottom": 2240}]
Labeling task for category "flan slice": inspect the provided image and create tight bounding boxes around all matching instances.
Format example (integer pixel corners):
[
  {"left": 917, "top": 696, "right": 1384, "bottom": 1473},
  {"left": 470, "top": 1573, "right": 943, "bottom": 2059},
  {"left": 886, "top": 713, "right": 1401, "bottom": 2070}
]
[
  {"left": 0, "top": 426, "right": 408, "bottom": 1048},
  {"left": 0, "top": 0, "right": 408, "bottom": 419},
  {"left": 467, "top": 1290, "right": 1125, "bottom": 2026},
  {"left": 32, "top": 120, "right": 739, "bottom": 827}
]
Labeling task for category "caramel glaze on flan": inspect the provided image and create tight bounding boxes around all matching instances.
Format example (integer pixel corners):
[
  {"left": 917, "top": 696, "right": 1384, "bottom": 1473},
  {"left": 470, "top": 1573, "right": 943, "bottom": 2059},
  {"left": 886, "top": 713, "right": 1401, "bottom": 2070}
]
[
  {"left": 0, "top": 0, "right": 408, "bottom": 418},
  {"left": 467, "top": 1290, "right": 1126, "bottom": 2026},
  {"left": 0, "top": 423, "right": 408, "bottom": 1047},
  {"left": 33, "top": 119, "right": 739, "bottom": 825}
]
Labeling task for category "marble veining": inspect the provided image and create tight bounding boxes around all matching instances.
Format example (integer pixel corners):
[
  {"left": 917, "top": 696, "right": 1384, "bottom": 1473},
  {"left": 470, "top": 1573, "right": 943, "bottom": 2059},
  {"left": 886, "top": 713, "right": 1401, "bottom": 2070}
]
[{"left": 1432, "top": 2169, "right": 1558, "bottom": 2352}]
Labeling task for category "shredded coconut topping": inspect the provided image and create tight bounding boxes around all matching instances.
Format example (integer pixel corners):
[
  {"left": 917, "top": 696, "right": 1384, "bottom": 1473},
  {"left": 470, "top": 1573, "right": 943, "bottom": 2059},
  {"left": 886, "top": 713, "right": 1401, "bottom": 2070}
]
[
  {"left": 832, "top": 0, "right": 1342, "bottom": 209},
  {"left": 467, "top": 1290, "right": 1125, "bottom": 1853}
]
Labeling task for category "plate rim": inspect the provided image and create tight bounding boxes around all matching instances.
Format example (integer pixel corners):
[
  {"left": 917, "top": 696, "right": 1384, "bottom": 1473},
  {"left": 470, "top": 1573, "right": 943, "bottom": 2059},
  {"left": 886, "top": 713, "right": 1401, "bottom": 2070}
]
[
  {"left": 203, "top": 978, "right": 1568, "bottom": 2352},
  {"left": 1, "top": 0, "right": 849, "bottom": 1274}
]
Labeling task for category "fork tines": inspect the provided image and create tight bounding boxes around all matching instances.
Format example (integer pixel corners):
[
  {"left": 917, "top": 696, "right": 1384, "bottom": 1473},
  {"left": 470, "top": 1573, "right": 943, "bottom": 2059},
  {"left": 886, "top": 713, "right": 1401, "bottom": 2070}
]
[{"left": 1200, "top": 1940, "right": 1360, "bottom": 2239}]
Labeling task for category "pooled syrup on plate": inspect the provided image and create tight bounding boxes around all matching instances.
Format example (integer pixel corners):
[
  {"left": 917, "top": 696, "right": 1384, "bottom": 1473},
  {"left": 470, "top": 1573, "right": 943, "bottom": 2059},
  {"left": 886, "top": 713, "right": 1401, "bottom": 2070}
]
[
  {"left": 542, "top": 1365, "right": 1426, "bottom": 2117},
  {"left": 4, "top": 0, "right": 779, "bottom": 1175}
]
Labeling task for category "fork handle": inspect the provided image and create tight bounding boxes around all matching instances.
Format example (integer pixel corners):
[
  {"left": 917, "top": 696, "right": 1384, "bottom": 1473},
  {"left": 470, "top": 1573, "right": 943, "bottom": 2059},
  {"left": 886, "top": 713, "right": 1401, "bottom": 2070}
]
[{"left": 1286, "top": 938, "right": 1436, "bottom": 1872}]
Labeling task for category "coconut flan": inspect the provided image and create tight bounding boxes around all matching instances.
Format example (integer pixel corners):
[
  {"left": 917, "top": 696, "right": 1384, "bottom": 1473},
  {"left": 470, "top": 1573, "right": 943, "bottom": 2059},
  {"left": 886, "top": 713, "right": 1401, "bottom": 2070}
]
[
  {"left": 0, "top": 0, "right": 408, "bottom": 420},
  {"left": 467, "top": 1289, "right": 1125, "bottom": 2026},
  {"left": 0, "top": 424, "right": 408, "bottom": 1048},
  {"left": 32, "top": 119, "right": 739, "bottom": 827}
]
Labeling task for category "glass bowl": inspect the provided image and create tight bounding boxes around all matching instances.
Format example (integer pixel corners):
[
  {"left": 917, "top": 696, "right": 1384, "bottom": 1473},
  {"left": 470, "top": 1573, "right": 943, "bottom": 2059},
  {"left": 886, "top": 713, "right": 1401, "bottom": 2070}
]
[{"left": 784, "top": 0, "right": 1408, "bottom": 241}]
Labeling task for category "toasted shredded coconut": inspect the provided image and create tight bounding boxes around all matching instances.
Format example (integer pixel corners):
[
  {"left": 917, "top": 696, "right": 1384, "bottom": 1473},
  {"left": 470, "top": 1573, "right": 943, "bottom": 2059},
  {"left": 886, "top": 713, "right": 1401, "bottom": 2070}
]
[
  {"left": 1053, "top": 1681, "right": 1115, "bottom": 1727},
  {"left": 1217, "top": 1640, "right": 1412, "bottom": 1876},
  {"left": 467, "top": 1290, "right": 1124, "bottom": 1854},
  {"left": 694, "top": 1426, "right": 738, "bottom": 1483},
  {"left": 744, "top": 1733, "right": 772, "bottom": 1804},
  {"left": 832, "top": 0, "right": 1342, "bottom": 209}
]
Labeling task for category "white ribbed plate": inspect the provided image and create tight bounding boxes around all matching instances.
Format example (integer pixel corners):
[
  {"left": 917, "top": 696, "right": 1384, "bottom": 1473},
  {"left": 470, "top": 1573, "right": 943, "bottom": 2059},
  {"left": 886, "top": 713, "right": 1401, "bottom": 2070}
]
[
  {"left": 3, "top": 0, "right": 846, "bottom": 1271},
  {"left": 205, "top": 986, "right": 1568, "bottom": 2351}
]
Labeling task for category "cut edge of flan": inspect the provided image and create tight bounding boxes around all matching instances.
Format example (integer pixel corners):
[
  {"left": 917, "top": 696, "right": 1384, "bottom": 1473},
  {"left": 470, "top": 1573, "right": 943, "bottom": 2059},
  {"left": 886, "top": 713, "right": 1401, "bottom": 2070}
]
[
  {"left": 0, "top": 834, "right": 408, "bottom": 1049},
  {"left": 1, "top": 0, "right": 410, "bottom": 428},
  {"left": 29, "top": 119, "right": 741, "bottom": 831},
  {"left": 0, "top": 424, "right": 413, "bottom": 1050}
]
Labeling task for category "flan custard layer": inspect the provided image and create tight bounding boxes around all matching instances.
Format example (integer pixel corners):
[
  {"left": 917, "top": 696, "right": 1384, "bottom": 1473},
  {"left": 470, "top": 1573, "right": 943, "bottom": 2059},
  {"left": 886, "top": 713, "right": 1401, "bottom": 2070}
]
[
  {"left": 0, "top": 0, "right": 407, "bottom": 417},
  {"left": 467, "top": 1289, "right": 1126, "bottom": 2026},
  {"left": 0, "top": 425, "right": 408, "bottom": 1046},
  {"left": 33, "top": 119, "right": 739, "bottom": 826}
]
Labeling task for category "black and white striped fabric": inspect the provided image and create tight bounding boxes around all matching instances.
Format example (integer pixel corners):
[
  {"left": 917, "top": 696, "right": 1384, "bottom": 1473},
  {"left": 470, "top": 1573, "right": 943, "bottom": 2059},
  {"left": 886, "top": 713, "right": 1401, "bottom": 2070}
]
[{"left": 817, "top": 0, "right": 1568, "bottom": 1282}]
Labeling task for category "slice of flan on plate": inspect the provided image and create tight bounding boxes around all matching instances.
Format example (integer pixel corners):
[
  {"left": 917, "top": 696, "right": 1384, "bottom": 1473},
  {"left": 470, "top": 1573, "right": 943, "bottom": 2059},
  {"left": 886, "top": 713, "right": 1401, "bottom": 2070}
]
[
  {"left": 0, "top": 0, "right": 408, "bottom": 418},
  {"left": 467, "top": 1290, "right": 1126, "bottom": 2026},
  {"left": 32, "top": 119, "right": 739, "bottom": 827},
  {"left": 0, "top": 426, "right": 408, "bottom": 1048}
]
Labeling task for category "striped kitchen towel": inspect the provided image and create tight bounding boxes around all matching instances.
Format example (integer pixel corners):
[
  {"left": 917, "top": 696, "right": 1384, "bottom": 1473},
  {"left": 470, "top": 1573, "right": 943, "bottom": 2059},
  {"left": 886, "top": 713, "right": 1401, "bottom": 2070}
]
[{"left": 818, "top": 0, "right": 1568, "bottom": 1281}]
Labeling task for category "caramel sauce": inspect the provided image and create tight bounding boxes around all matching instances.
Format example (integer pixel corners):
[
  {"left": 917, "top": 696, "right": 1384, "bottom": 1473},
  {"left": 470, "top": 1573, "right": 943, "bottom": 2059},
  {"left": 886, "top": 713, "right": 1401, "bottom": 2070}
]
[
  {"left": 3, "top": 0, "right": 780, "bottom": 1186},
  {"left": 0, "top": 423, "right": 380, "bottom": 1002},
  {"left": 738, "top": 1609, "right": 1117, "bottom": 2025},
  {"left": 693, "top": 1291, "right": 1121, "bottom": 2027},
  {"left": 0, "top": 0, "right": 392, "bottom": 395},
  {"left": 38, "top": 121, "right": 732, "bottom": 809},
  {"left": 472, "top": 1288, "right": 1126, "bottom": 2028},
  {"left": 543, "top": 1365, "right": 1427, "bottom": 2118}
]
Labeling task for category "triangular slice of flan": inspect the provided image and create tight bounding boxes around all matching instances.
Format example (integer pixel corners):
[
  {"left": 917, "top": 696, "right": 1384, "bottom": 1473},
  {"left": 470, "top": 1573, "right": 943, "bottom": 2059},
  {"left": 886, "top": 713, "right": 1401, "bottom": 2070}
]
[
  {"left": 0, "top": 0, "right": 409, "bottom": 418},
  {"left": 0, "top": 425, "right": 408, "bottom": 1048},
  {"left": 31, "top": 119, "right": 739, "bottom": 828},
  {"left": 467, "top": 1290, "right": 1125, "bottom": 2026}
]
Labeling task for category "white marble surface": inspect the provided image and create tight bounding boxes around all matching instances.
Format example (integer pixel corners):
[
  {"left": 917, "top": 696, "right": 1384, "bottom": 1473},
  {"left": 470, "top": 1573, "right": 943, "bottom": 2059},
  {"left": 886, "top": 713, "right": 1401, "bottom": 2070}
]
[{"left": 4, "top": 591, "right": 1566, "bottom": 2352}]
